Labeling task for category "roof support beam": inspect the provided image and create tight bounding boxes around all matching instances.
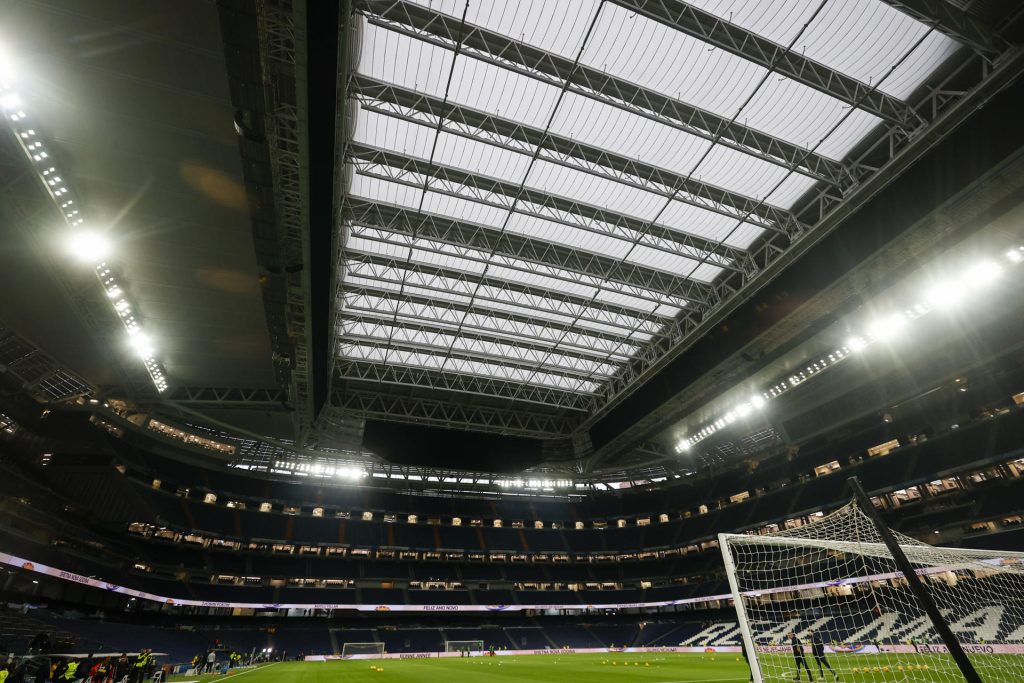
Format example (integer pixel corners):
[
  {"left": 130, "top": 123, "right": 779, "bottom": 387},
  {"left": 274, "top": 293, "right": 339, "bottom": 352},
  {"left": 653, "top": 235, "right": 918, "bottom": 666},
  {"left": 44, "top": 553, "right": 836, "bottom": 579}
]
[
  {"left": 353, "top": 76, "right": 803, "bottom": 238},
  {"left": 328, "top": 390, "right": 580, "bottom": 437},
  {"left": 334, "top": 359, "right": 593, "bottom": 411},
  {"left": 166, "top": 386, "right": 291, "bottom": 408},
  {"left": 340, "top": 275, "right": 656, "bottom": 343},
  {"left": 338, "top": 314, "right": 627, "bottom": 369},
  {"left": 340, "top": 254, "right": 677, "bottom": 324},
  {"left": 344, "top": 236, "right": 688, "bottom": 311},
  {"left": 344, "top": 200, "right": 725, "bottom": 306},
  {"left": 359, "top": 0, "right": 850, "bottom": 187},
  {"left": 349, "top": 145, "right": 760, "bottom": 269},
  {"left": 337, "top": 318, "right": 616, "bottom": 381},
  {"left": 339, "top": 285, "right": 650, "bottom": 347},
  {"left": 875, "top": 0, "right": 1008, "bottom": 56},
  {"left": 610, "top": 0, "right": 921, "bottom": 126}
]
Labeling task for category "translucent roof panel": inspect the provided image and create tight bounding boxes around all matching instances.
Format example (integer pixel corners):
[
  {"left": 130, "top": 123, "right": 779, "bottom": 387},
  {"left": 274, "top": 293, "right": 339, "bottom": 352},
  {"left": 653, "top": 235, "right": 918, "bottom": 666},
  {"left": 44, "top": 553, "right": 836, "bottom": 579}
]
[
  {"left": 408, "top": 0, "right": 601, "bottom": 58},
  {"left": 339, "top": 342, "right": 601, "bottom": 393},
  {"left": 341, "top": 0, "right": 967, "bottom": 403},
  {"left": 349, "top": 173, "right": 726, "bottom": 283},
  {"left": 354, "top": 107, "right": 747, "bottom": 269},
  {"left": 343, "top": 271, "right": 658, "bottom": 340},
  {"left": 343, "top": 225, "right": 688, "bottom": 314},
  {"left": 342, "top": 260, "right": 664, "bottom": 335},
  {"left": 338, "top": 291, "right": 638, "bottom": 361},
  {"left": 338, "top": 319, "right": 619, "bottom": 378},
  {"left": 548, "top": 92, "right": 817, "bottom": 209},
  {"left": 686, "top": 0, "right": 961, "bottom": 99}
]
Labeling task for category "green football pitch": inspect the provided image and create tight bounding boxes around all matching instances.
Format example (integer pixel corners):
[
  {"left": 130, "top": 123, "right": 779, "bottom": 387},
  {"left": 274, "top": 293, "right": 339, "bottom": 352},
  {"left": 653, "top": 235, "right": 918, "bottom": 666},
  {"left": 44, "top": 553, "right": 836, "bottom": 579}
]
[{"left": 168, "top": 652, "right": 1024, "bottom": 683}]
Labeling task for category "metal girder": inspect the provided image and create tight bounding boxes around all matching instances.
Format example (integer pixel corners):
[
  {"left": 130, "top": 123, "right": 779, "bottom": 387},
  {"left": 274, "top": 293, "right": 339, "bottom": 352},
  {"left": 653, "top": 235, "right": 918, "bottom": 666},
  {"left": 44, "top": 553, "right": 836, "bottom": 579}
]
[
  {"left": 876, "top": 0, "right": 1008, "bottom": 56},
  {"left": 340, "top": 287, "right": 644, "bottom": 353},
  {"left": 166, "top": 386, "right": 291, "bottom": 408},
  {"left": 344, "top": 233, "right": 688, "bottom": 310},
  {"left": 337, "top": 317, "right": 616, "bottom": 381},
  {"left": 350, "top": 143, "right": 765, "bottom": 272},
  {"left": 338, "top": 285, "right": 637, "bottom": 356},
  {"left": 329, "top": 389, "right": 580, "bottom": 437},
  {"left": 345, "top": 200, "right": 726, "bottom": 307},
  {"left": 359, "top": 0, "right": 850, "bottom": 187},
  {"left": 610, "top": 0, "right": 922, "bottom": 127},
  {"left": 340, "top": 280, "right": 653, "bottom": 345},
  {"left": 256, "top": 0, "right": 315, "bottom": 440},
  {"left": 353, "top": 75, "right": 803, "bottom": 241},
  {"left": 339, "top": 314, "right": 626, "bottom": 368},
  {"left": 340, "top": 254, "right": 677, "bottom": 324},
  {"left": 0, "top": 326, "right": 94, "bottom": 404},
  {"left": 334, "top": 358, "right": 594, "bottom": 411}
]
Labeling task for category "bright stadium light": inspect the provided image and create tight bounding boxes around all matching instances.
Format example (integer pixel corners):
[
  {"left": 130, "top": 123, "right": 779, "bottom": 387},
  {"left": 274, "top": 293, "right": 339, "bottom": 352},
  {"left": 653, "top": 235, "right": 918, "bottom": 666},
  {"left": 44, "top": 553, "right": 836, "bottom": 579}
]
[
  {"left": 866, "top": 313, "right": 906, "bottom": 341},
  {"left": 922, "top": 280, "right": 964, "bottom": 309},
  {"left": 0, "top": 92, "right": 20, "bottom": 110},
  {"left": 68, "top": 231, "right": 109, "bottom": 262},
  {"left": 846, "top": 336, "right": 868, "bottom": 352},
  {"left": 127, "top": 331, "right": 155, "bottom": 359},
  {"left": 962, "top": 259, "right": 1002, "bottom": 288},
  {"left": 0, "top": 45, "right": 15, "bottom": 84}
]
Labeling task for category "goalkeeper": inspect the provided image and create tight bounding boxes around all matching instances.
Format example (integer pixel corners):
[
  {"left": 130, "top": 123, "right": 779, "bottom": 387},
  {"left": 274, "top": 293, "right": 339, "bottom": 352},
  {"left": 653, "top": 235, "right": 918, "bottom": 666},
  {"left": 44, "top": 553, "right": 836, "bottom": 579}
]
[
  {"left": 809, "top": 630, "right": 837, "bottom": 680},
  {"left": 788, "top": 633, "right": 814, "bottom": 682}
]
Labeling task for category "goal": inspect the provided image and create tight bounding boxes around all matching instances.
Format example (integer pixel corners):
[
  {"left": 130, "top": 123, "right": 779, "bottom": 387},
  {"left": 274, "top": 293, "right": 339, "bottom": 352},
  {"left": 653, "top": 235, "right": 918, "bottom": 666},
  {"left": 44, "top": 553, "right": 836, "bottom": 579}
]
[
  {"left": 444, "top": 640, "right": 484, "bottom": 654},
  {"left": 341, "top": 642, "right": 384, "bottom": 658},
  {"left": 719, "top": 499, "right": 1024, "bottom": 683}
]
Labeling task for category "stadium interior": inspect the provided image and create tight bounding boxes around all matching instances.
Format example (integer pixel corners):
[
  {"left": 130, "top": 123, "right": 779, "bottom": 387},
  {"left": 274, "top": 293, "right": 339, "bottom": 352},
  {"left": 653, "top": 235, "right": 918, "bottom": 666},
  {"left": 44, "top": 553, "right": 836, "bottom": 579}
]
[{"left": 2, "top": 0, "right": 1024, "bottom": 682}]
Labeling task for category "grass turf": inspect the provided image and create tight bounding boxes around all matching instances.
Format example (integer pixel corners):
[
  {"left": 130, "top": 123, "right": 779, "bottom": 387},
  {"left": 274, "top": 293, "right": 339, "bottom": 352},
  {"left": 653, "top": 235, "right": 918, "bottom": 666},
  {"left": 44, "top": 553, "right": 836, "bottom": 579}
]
[{"left": 169, "top": 652, "right": 1024, "bottom": 683}]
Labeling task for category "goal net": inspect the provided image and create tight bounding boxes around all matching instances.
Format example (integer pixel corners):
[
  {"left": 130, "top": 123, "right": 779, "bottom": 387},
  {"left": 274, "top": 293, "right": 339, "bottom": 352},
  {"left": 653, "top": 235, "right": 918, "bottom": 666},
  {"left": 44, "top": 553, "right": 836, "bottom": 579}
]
[
  {"left": 720, "top": 501, "right": 1024, "bottom": 683},
  {"left": 340, "top": 642, "right": 384, "bottom": 658},
  {"left": 444, "top": 640, "right": 484, "bottom": 653}
]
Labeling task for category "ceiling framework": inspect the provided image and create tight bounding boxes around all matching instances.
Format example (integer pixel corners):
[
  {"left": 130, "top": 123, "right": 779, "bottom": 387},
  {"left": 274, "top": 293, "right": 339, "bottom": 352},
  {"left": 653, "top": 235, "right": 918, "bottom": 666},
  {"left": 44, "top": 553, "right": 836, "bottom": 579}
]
[
  {"left": 0, "top": 325, "right": 93, "bottom": 404},
  {"left": 319, "top": 0, "right": 1020, "bottom": 448},
  {"left": 253, "top": 0, "right": 315, "bottom": 440},
  {"left": 328, "top": 391, "right": 578, "bottom": 438}
]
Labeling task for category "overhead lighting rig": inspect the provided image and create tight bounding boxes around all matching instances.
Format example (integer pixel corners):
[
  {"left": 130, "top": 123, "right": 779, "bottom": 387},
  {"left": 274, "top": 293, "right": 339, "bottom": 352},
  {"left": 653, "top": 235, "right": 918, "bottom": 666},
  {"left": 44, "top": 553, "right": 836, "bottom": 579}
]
[
  {"left": 0, "top": 49, "right": 168, "bottom": 393},
  {"left": 676, "top": 247, "right": 1024, "bottom": 453}
]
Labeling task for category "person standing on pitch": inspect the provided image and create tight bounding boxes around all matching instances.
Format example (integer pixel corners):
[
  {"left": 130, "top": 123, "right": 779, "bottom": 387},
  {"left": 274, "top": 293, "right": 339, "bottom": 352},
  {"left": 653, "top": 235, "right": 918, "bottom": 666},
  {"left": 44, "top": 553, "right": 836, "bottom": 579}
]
[
  {"left": 809, "top": 631, "right": 837, "bottom": 680},
  {"left": 789, "top": 633, "right": 814, "bottom": 682}
]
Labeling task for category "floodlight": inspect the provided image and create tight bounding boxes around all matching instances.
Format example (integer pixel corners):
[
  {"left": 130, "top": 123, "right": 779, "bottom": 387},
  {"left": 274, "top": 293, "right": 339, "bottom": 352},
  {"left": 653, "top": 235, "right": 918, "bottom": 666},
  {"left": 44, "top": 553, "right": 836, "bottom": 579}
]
[
  {"left": 0, "top": 45, "right": 15, "bottom": 83},
  {"left": 68, "top": 231, "right": 109, "bottom": 262},
  {"left": 963, "top": 260, "right": 1002, "bottom": 287},
  {"left": 866, "top": 313, "right": 905, "bottom": 341},
  {"left": 1007, "top": 248, "right": 1024, "bottom": 264},
  {"left": 846, "top": 336, "right": 868, "bottom": 352},
  {"left": 921, "top": 279, "right": 965, "bottom": 309},
  {"left": 127, "top": 332, "right": 155, "bottom": 359},
  {"left": 0, "top": 92, "right": 20, "bottom": 110},
  {"left": 750, "top": 394, "right": 766, "bottom": 408}
]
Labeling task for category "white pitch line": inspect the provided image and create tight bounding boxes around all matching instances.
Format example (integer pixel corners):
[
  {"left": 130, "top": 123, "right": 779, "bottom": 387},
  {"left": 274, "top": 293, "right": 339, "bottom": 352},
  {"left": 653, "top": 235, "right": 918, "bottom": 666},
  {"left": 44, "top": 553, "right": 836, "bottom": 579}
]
[{"left": 205, "top": 663, "right": 279, "bottom": 680}]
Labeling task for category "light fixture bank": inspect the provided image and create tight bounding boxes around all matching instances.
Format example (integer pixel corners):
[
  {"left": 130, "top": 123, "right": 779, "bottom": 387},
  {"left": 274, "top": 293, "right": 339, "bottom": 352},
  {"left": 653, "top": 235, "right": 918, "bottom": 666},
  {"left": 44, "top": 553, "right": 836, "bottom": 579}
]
[
  {"left": 676, "top": 248, "right": 1024, "bottom": 454},
  {"left": 0, "top": 48, "right": 168, "bottom": 393}
]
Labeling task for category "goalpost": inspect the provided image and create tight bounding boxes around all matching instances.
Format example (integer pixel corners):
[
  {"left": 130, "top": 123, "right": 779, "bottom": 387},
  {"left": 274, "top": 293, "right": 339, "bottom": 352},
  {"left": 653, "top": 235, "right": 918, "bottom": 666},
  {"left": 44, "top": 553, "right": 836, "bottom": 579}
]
[
  {"left": 444, "top": 640, "right": 484, "bottom": 654},
  {"left": 340, "top": 642, "right": 384, "bottom": 658},
  {"left": 719, "top": 480, "right": 1024, "bottom": 683}
]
